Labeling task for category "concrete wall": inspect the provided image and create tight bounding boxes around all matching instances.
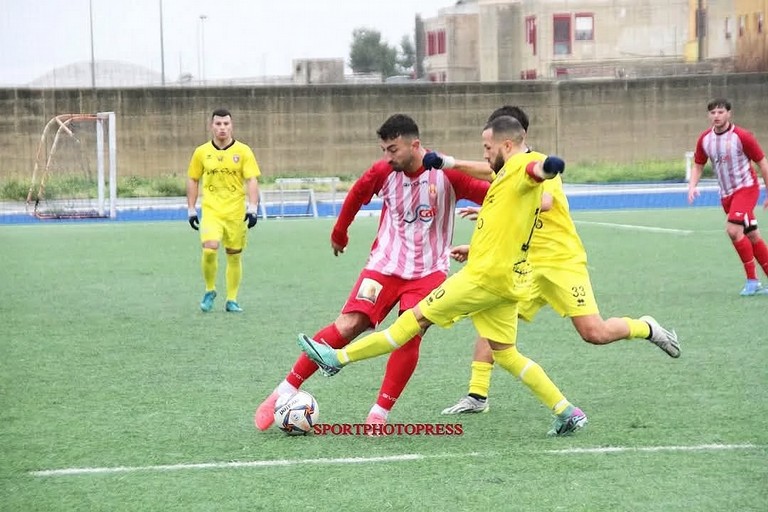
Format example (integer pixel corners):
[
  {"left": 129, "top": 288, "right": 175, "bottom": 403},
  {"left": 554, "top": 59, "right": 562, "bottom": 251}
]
[{"left": 1, "top": 73, "right": 767, "bottom": 181}]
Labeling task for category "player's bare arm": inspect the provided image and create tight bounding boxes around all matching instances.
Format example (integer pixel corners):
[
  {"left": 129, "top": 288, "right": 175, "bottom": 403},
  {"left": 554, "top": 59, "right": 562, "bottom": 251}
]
[
  {"left": 423, "top": 151, "right": 494, "bottom": 182},
  {"left": 688, "top": 163, "right": 704, "bottom": 204},
  {"left": 186, "top": 177, "right": 199, "bottom": 211},
  {"left": 450, "top": 245, "right": 470, "bottom": 263},
  {"left": 246, "top": 177, "right": 259, "bottom": 210},
  {"left": 758, "top": 157, "right": 768, "bottom": 209}
]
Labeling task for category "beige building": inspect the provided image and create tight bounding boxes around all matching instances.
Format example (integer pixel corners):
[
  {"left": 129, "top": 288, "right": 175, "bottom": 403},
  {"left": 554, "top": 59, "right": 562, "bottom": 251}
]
[
  {"left": 421, "top": 0, "right": 743, "bottom": 81},
  {"left": 733, "top": 0, "right": 768, "bottom": 70},
  {"left": 422, "top": 1, "right": 480, "bottom": 82}
]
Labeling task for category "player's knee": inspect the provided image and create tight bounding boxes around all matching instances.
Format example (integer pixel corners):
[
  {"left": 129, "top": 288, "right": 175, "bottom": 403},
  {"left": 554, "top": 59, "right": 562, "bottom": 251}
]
[
  {"left": 335, "top": 313, "right": 370, "bottom": 339},
  {"left": 725, "top": 222, "right": 745, "bottom": 239},
  {"left": 578, "top": 324, "right": 610, "bottom": 345}
]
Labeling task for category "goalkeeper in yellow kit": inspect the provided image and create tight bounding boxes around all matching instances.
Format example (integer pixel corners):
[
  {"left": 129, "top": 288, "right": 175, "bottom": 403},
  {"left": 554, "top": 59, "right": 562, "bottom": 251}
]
[
  {"left": 187, "top": 109, "right": 261, "bottom": 312},
  {"left": 298, "top": 115, "right": 590, "bottom": 436},
  {"left": 422, "top": 106, "right": 681, "bottom": 417}
]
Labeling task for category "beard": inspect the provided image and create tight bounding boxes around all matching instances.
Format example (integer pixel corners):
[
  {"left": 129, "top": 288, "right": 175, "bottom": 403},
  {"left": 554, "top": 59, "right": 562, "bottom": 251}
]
[
  {"left": 391, "top": 155, "right": 412, "bottom": 173},
  {"left": 490, "top": 153, "right": 505, "bottom": 173}
]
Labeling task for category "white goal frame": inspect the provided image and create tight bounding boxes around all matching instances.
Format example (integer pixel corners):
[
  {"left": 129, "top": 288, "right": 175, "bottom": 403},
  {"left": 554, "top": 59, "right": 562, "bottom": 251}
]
[
  {"left": 259, "top": 177, "right": 340, "bottom": 219},
  {"left": 27, "top": 112, "right": 117, "bottom": 219}
]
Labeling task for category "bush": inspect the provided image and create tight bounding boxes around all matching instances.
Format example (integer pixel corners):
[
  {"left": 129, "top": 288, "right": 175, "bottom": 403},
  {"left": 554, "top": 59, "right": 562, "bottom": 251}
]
[
  {"left": 1, "top": 180, "right": 29, "bottom": 201},
  {"left": 117, "top": 176, "right": 150, "bottom": 196},
  {"left": 153, "top": 176, "right": 186, "bottom": 197}
]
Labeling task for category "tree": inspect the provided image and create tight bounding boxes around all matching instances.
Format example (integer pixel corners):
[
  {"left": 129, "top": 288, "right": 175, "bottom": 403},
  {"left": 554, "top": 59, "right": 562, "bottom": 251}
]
[
  {"left": 349, "top": 28, "right": 392, "bottom": 75},
  {"left": 398, "top": 35, "right": 415, "bottom": 75},
  {"left": 349, "top": 28, "right": 417, "bottom": 79}
]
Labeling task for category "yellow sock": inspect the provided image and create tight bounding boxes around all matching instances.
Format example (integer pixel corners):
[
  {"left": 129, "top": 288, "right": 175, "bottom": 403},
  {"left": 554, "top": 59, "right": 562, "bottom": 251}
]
[
  {"left": 468, "top": 361, "right": 494, "bottom": 398},
  {"left": 624, "top": 317, "right": 651, "bottom": 339},
  {"left": 492, "top": 346, "right": 569, "bottom": 414},
  {"left": 225, "top": 252, "right": 242, "bottom": 301},
  {"left": 340, "top": 309, "right": 421, "bottom": 363},
  {"left": 202, "top": 248, "right": 218, "bottom": 291}
]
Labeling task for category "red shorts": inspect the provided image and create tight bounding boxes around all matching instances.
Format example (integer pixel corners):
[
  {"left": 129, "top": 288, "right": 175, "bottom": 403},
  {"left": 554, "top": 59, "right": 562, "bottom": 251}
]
[
  {"left": 341, "top": 269, "right": 447, "bottom": 328},
  {"left": 722, "top": 185, "right": 759, "bottom": 229}
]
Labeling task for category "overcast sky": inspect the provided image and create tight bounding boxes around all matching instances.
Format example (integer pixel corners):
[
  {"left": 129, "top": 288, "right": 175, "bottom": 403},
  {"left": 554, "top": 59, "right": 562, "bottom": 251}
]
[{"left": 0, "top": 0, "right": 453, "bottom": 85}]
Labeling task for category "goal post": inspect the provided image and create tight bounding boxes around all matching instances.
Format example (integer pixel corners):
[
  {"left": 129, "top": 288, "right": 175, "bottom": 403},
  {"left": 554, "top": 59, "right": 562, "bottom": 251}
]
[
  {"left": 95, "top": 112, "right": 118, "bottom": 218},
  {"left": 27, "top": 112, "right": 117, "bottom": 219},
  {"left": 259, "top": 177, "right": 340, "bottom": 219}
]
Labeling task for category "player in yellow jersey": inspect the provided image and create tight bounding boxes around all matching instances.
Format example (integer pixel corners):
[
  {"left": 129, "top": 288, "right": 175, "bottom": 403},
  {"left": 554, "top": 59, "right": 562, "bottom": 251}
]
[
  {"left": 297, "top": 115, "right": 589, "bottom": 436},
  {"left": 187, "top": 109, "right": 261, "bottom": 313},
  {"left": 422, "top": 106, "right": 680, "bottom": 417}
]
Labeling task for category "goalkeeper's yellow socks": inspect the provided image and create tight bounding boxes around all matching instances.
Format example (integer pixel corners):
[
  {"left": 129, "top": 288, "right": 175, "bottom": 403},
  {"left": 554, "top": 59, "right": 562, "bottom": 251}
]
[
  {"left": 624, "top": 317, "right": 651, "bottom": 339},
  {"left": 468, "top": 361, "right": 494, "bottom": 399},
  {"left": 339, "top": 309, "right": 421, "bottom": 363},
  {"left": 202, "top": 248, "right": 218, "bottom": 291},
  {"left": 492, "top": 345, "right": 567, "bottom": 413},
  {"left": 225, "top": 252, "right": 242, "bottom": 301}
]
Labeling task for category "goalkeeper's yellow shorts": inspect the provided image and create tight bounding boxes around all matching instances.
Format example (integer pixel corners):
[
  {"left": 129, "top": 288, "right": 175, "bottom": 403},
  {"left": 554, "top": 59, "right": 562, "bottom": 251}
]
[
  {"left": 200, "top": 210, "right": 247, "bottom": 250},
  {"left": 518, "top": 263, "right": 599, "bottom": 322}
]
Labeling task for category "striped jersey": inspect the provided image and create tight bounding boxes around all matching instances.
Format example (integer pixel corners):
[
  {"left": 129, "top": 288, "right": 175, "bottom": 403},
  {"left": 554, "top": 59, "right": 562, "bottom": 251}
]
[
  {"left": 694, "top": 124, "right": 765, "bottom": 197},
  {"left": 331, "top": 159, "right": 489, "bottom": 279}
]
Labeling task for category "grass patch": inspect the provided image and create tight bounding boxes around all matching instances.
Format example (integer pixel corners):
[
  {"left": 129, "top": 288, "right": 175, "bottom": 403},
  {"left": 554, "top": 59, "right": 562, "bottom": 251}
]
[{"left": 0, "top": 210, "right": 766, "bottom": 511}]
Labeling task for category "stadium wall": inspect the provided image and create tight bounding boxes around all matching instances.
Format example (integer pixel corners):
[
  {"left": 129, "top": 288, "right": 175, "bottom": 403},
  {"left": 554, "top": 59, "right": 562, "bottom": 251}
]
[{"left": 1, "top": 73, "right": 766, "bottom": 180}]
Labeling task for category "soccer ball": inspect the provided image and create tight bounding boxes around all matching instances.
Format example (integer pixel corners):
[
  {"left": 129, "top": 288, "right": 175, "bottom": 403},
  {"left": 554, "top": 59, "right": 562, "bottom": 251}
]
[{"left": 273, "top": 390, "right": 320, "bottom": 436}]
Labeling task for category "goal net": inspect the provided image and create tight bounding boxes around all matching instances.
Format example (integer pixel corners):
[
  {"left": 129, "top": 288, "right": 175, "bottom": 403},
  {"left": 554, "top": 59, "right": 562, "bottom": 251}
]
[
  {"left": 26, "top": 112, "right": 117, "bottom": 219},
  {"left": 260, "top": 177, "right": 340, "bottom": 218}
]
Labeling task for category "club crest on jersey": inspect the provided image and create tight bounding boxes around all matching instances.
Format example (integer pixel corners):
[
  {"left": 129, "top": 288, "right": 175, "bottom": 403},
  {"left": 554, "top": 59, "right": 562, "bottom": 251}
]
[
  {"left": 404, "top": 204, "right": 436, "bottom": 224},
  {"left": 356, "top": 278, "right": 383, "bottom": 304},
  {"left": 233, "top": 155, "right": 240, "bottom": 163}
]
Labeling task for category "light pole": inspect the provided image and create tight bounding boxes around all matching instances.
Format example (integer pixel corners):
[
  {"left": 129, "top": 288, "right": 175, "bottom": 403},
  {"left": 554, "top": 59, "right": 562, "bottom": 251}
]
[
  {"left": 199, "top": 14, "right": 208, "bottom": 84},
  {"left": 89, "top": 0, "right": 96, "bottom": 88},
  {"left": 159, "top": 0, "right": 166, "bottom": 85}
]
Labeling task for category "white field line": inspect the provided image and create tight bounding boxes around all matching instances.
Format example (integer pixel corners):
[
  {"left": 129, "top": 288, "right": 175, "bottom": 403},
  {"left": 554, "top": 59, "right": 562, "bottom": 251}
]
[
  {"left": 546, "top": 443, "right": 761, "bottom": 455},
  {"left": 575, "top": 220, "right": 693, "bottom": 235},
  {"left": 30, "top": 444, "right": 763, "bottom": 477},
  {"left": 30, "top": 452, "right": 484, "bottom": 477}
]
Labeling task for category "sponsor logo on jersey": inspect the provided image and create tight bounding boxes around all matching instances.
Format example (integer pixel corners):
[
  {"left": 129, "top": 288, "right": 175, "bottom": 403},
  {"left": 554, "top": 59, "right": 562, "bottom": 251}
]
[{"left": 404, "top": 204, "right": 436, "bottom": 224}]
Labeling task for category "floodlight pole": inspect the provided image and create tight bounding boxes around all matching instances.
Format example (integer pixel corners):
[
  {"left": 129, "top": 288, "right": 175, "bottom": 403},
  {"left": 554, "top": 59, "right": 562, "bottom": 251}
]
[
  {"left": 199, "top": 14, "right": 208, "bottom": 84},
  {"left": 89, "top": 0, "right": 96, "bottom": 88},
  {"left": 159, "top": 0, "right": 166, "bottom": 85}
]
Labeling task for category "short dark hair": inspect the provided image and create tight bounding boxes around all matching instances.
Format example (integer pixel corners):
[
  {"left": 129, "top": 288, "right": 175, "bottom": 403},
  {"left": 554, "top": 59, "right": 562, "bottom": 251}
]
[
  {"left": 485, "top": 115, "right": 525, "bottom": 143},
  {"left": 377, "top": 114, "right": 419, "bottom": 140},
  {"left": 707, "top": 98, "right": 731, "bottom": 111},
  {"left": 211, "top": 108, "right": 232, "bottom": 119},
  {"left": 487, "top": 105, "right": 529, "bottom": 131}
]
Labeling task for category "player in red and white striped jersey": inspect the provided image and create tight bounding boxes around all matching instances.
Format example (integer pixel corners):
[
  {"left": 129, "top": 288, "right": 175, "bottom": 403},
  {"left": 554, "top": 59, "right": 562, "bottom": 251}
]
[
  {"left": 254, "top": 114, "right": 489, "bottom": 430},
  {"left": 689, "top": 98, "right": 768, "bottom": 296}
]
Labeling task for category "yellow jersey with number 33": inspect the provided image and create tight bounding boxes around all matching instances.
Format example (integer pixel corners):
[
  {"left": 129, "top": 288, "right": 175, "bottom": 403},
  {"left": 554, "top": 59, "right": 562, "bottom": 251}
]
[
  {"left": 463, "top": 151, "right": 545, "bottom": 300},
  {"left": 187, "top": 140, "right": 261, "bottom": 218}
]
